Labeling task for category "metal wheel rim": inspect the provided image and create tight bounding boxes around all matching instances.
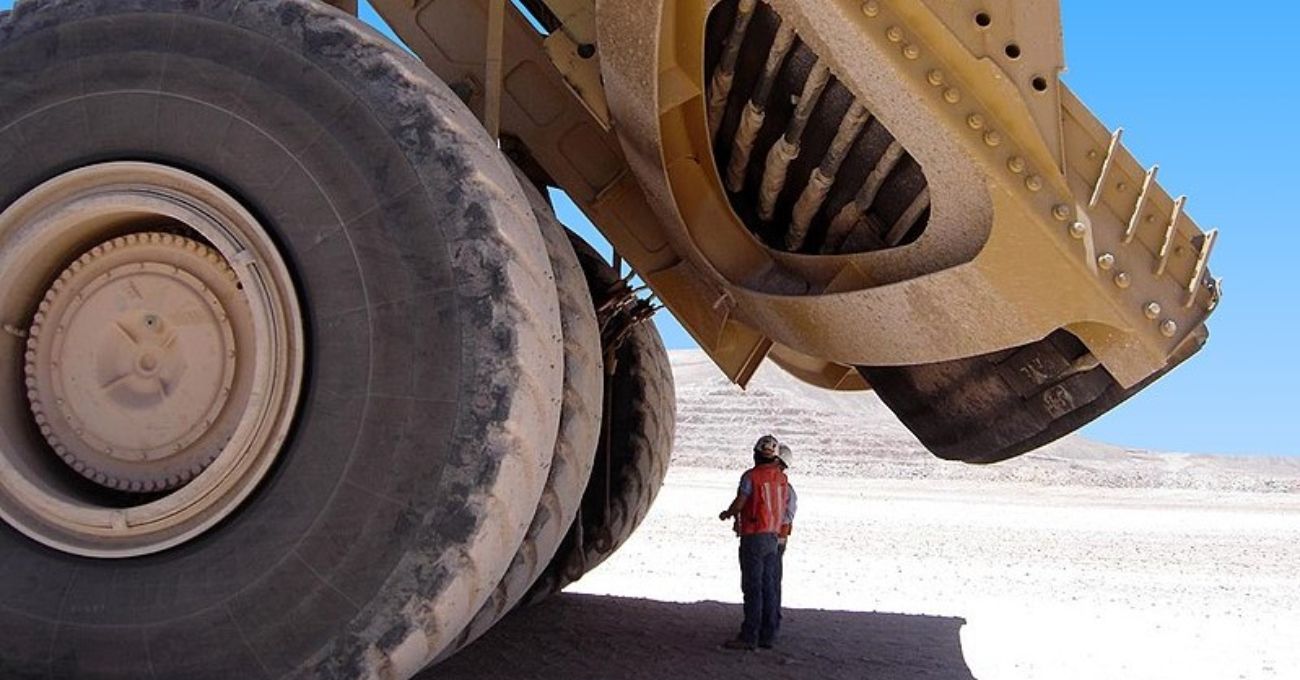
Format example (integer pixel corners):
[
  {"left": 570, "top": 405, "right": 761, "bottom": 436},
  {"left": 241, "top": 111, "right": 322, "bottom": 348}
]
[{"left": 0, "top": 162, "right": 304, "bottom": 558}]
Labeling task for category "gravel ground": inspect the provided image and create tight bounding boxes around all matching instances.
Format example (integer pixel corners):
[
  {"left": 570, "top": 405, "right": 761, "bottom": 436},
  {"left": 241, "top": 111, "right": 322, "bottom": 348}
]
[
  {"left": 428, "top": 468, "right": 1300, "bottom": 680},
  {"left": 424, "top": 351, "right": 1300, "bottom": 679}
]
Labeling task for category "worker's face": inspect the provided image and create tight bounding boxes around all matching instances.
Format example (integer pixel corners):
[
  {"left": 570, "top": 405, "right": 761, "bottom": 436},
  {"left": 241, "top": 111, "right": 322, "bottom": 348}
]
[{"left": 760, "top": 442, "right": 777, "bottom": 457}]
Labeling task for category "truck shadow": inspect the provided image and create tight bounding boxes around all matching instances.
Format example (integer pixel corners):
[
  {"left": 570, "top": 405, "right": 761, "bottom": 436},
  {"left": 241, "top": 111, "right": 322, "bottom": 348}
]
[{"left": 422, "top": 593, "right": 974, "bottom": 680}]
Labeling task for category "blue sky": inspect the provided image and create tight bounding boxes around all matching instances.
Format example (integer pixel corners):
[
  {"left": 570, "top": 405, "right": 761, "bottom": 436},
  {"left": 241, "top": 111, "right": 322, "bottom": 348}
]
[
  {"left": 1051, "top": 3, "right": 1300, "bottom": 457},
  {"left": 4, "top": 1, "right": 1293, "bottom": 457}
]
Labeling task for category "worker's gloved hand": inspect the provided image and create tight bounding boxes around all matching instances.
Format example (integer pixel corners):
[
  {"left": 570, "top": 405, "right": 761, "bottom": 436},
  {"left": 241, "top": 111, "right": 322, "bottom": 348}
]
[
  {"left": 718, "top": 510, "right": 732, "bottom": 521},
  {"left": 779, "top": 523, "right": 792, "bottom": 538}
]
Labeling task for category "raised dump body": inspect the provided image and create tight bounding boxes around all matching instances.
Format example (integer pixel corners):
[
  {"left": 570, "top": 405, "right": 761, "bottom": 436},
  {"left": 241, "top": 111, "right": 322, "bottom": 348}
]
[
  {"left": 0, "top": 1, "right": 1218, "bottom": 678},
  {"left": 372, "top": 0, "right": 1219, "bottom": 462}
]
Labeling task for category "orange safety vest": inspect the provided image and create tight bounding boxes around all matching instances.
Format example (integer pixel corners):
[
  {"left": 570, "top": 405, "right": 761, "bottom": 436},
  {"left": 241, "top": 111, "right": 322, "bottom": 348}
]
[{"left": 739, "top": 463, "right": 789, "bottom": 536}]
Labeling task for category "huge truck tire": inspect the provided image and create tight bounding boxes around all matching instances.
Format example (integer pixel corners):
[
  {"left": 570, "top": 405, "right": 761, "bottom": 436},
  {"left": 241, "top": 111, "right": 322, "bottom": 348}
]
[
  {"left": 0, "top": 2, "right": 562, "bottom": 679},
  {"left": 439, "top": 171, "right": 603, "bottom": 659},
  {"left": 526, "top": 237, "right": 676, "bottom": 602}
]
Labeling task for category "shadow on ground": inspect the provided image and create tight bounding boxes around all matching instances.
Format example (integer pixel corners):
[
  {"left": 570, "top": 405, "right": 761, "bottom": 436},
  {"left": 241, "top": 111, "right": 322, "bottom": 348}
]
[{"left": 420, "top": 594, "right": 973, "bottom": 680}]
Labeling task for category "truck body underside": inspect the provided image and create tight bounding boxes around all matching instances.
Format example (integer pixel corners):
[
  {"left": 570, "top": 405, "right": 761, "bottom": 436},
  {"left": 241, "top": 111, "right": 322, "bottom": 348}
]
[{"left": 368, "top": 0, "right": 1219, "bottom": 462}]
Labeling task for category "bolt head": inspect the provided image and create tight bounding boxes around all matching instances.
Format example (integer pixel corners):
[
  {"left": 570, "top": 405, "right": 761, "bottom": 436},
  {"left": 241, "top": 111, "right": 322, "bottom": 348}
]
[
  {"left": 1114, "top": 272, "right": 1132, "bottom": 289},
  {"left": 926, "top": 69, "right": 945, "bottom": 86},
  {"left": 902, "top": 43, "right": 920, "bottom": 59},
  {"left": 862, "top": 0, "right": 881, "bottom": 17},
  {"left": 943, "top": 88, "right": 961, "bottom": 104},
  {"left": 1097, "top": 253, "right": 1116, "bottom": 270},
  {"left": 1160, "top": 320, "right": 1178, "bottom": 337},
  {"left": 886, "top": 26, "right": 904, "bottom": 42},
  {"left": 1144, "top": 302, "right": 1162, "bottom": 319},
  {"left": 1025, "top": 175, "right": 1043, "bottom": 192},
  {"left": 983, "top": 130, "right": 1002, "bottom": 147},
  {"left": 1068, "top": 220, "right": 1087, "bottom": 237},
  {"left": 1058, "top": 206, "right": 1077, "bottom": 223},
  {"left": 1007, "top": 156, "right": 1026, "bottom": 174},
  {"left": 966, "top": 114, "right": 985, "bottom": 130}
]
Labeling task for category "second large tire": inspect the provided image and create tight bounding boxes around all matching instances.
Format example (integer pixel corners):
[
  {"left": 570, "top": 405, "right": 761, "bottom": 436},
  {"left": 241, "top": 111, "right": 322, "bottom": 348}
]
[
  {"left": 526, "top": 237, "right": 676, "bottom": 601},
  {"left": 441, "top": 171, "right": 604, "bottom": 658}
]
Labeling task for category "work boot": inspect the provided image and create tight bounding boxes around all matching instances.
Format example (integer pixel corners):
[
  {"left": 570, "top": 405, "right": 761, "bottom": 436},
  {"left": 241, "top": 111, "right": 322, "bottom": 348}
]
[{"left": 721, "top": 638, "right": 757, "bottom": 651}]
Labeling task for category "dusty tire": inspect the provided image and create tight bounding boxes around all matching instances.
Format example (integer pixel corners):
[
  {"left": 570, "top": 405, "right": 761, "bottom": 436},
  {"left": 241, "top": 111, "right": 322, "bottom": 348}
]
[
  {"left": 526, "top": 238, "right": 676, "bottom": 601},
  {"left": 0, "top": 2, "right": 561, "bottom": 679},
  {"left": 440, "top": 172, "right": 604, "bottom": 659}
]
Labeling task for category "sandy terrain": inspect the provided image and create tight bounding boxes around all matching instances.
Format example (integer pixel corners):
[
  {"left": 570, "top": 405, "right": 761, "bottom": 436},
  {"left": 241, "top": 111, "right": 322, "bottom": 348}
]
[
  {"left": 422, "top": 352, "right": 1300, "bottom": 679},
  {"left": 431, "top": 471, "right": 1300, "bottom": 679}
]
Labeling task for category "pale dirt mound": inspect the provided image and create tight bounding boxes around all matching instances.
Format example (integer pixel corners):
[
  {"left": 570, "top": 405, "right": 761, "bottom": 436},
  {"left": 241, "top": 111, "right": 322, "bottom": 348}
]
[{"left": 671, "top": 350, "right": 1300, "bottom": 493}]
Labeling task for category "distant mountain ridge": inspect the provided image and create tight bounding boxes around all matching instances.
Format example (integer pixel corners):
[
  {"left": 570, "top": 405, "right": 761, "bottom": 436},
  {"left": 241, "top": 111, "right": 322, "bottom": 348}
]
[{"left": 669, "top": 350, "right": 1300, "bottom": 493}]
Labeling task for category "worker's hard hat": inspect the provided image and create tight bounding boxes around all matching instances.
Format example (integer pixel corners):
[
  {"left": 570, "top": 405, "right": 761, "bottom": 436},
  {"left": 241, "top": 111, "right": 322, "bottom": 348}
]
[
  {"left": 753, "top": 434, "right": 778, "bottom": 455},
  {"left": 776, "top": 444, "right": 794, "bottom": 468}
]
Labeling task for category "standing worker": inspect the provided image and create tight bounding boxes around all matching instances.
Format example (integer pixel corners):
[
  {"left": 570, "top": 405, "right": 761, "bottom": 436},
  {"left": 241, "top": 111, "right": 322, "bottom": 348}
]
[
  {"left": 718, "top": 435, "right": 790, "bottom": 650},
  {"left": 775, "top": 444, "right": 797, "bottom": 634}
]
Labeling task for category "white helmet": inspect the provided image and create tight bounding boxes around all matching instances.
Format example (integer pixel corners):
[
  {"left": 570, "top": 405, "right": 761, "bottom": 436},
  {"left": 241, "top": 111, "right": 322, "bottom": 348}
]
[{"left": 776, "top": 444, "right": 794, "bottom": 468}]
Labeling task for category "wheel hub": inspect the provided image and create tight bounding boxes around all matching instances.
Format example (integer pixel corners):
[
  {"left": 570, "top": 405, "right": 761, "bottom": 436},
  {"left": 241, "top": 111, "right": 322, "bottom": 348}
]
[
  {"left": 0, "top": 162, "right": 303, "bottom": 557},
  {"left": 25, "top": 234, "right": 244, "bottom": 492}
]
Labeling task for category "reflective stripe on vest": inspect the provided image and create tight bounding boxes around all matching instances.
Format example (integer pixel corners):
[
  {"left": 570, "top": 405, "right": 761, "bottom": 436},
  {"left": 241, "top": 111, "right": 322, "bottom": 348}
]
[{"left": 739, "top": 464, "right": 788, "bottom": 535}]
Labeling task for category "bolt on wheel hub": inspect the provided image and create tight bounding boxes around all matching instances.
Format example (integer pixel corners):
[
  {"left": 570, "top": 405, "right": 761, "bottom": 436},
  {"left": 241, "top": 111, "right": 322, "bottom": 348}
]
[
  {"left": 26, "top": 233, "right": 245, "bottom": 493},
  {"left": 0, "top": 162, "right": 303, "bottom": 558}
]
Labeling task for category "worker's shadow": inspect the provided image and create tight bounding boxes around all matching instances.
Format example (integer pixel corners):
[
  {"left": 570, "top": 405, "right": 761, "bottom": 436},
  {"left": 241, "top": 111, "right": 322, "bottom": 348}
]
[{"left": 423, "top": 593, "right": 975, "bottom": 680}]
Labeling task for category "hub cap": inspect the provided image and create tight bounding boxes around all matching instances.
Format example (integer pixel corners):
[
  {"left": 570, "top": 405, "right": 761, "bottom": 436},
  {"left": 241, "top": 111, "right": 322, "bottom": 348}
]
[
  {"left": 0, "top": 163, "right": 303, "bottom": 558},
  {"left": 26, "top": 234, "right": 243, "bottom": 493}
]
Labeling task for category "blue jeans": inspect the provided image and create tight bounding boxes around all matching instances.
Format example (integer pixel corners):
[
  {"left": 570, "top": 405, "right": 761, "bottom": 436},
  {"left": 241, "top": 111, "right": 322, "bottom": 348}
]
[
  {"left": 738, "top": 533, "right": 781, "bottom": 645},
  {"left": 776, "top": 541, "right": 786, "bottom": 624}
]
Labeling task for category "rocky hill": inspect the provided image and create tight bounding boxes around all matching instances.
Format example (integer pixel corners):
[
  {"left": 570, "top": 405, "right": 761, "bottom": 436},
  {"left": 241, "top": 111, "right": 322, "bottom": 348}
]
[{"left": 669, "top": 350, "right": 1300, "bottom": 493}]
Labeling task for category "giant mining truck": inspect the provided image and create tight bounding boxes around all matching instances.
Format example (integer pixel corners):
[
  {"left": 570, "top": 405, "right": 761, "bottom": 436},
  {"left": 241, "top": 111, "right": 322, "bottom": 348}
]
[{"left": 0, "top": 0, "right": 1219, "bottom": 676}]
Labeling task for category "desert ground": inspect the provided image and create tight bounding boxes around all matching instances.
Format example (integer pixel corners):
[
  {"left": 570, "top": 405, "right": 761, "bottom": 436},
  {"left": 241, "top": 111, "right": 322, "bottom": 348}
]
[{"left": 424, "top": 352, "right": 1300, "bottom": 679}]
